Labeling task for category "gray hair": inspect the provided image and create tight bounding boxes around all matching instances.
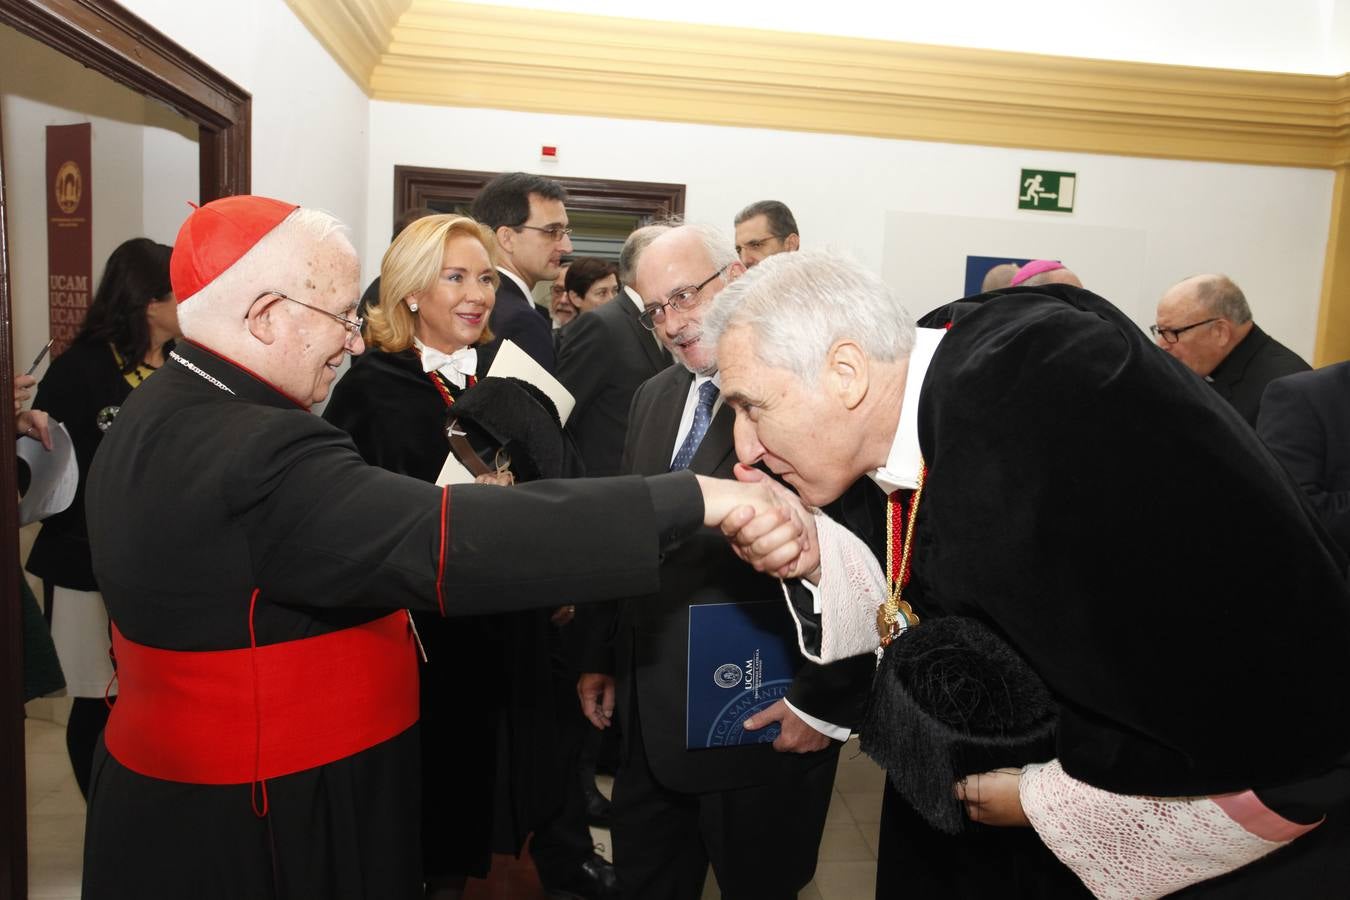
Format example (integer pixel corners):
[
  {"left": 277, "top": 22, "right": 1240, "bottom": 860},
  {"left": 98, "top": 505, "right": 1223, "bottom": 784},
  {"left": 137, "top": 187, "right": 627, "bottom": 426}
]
[
  {"left": 702, "top": 249, "right": 915, "bottom": 385},
  {"left": 618, "top": 223, "right": 672, "bottom": 285},
  {"left": 1191, "top": 274, "right": 1252, "bottom": 324},
  {"left": 178, "top": 207, "right": 350, "bottom": 335},
  {"left": 685, "top": 222, "right": 739, "bottom": 276}
]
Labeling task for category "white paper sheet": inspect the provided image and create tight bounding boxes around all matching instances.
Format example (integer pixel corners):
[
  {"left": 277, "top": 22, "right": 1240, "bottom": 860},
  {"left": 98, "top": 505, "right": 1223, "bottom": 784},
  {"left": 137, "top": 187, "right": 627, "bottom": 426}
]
[{"left": 17, "top": 422, "right": 77, "bottom": 525}]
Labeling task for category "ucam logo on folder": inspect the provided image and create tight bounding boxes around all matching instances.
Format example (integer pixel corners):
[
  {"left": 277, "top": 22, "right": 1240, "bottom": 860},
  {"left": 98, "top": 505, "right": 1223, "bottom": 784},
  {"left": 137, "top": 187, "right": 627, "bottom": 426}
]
[{"left": 686, "top": 601, "right": 799, "bottom": 749}]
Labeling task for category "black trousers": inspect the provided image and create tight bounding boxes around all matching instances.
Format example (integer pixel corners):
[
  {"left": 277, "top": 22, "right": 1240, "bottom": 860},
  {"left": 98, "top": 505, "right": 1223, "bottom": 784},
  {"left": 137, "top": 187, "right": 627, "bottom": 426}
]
[{"left": 610, "top": 713, "right": 837, "bottom": 900}]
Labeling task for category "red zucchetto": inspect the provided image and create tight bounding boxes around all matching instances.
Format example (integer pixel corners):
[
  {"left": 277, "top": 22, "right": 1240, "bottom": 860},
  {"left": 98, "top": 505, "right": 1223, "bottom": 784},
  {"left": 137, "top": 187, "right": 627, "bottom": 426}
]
[{"left": 170, "top": 195, "right": 298, "bottom": 303}]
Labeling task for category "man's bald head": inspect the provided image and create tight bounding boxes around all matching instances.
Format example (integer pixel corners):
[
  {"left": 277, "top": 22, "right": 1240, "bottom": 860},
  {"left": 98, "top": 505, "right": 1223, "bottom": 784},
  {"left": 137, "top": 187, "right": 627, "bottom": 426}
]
[
  {"left": 1153, "top": 273, "right": 1253, "bottom": 377},
  {"left": 981, "top": 263, "right": 1020, "bottom": 292}
]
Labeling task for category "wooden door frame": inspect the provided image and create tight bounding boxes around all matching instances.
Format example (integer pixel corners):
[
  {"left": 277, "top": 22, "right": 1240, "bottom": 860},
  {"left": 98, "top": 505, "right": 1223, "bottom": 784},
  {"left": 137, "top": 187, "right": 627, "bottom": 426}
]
[
  {"left": 0, "top": 2, "right": 250, "bottom": 896},
  {"left": 394, "top": 165, "right": 686, "bottom": 222}
]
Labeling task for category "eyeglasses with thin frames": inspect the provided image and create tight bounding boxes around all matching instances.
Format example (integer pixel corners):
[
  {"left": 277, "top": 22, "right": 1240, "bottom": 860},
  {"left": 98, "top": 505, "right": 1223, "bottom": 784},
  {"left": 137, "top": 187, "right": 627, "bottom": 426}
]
[
  {"left": 516, "top": 224, "right": 574, "bottom": 242},
  {"left": 638, "top": 265, "right": 729, "bottom": 331},
  {"left": 255, "top": 290, "right": 364, "bottom": 345},
  {"left": 1148, "top": 318, "right": 1218, "bottom": 344}
]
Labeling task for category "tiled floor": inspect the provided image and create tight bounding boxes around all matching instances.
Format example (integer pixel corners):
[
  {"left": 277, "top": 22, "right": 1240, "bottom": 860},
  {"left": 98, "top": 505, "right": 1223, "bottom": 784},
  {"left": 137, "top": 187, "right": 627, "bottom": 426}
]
[
  {"left": 26, "top": 716, "right": 85, "bottom": 900},
  {"left": 24, "top": 719, "right": 882, "bottom": 899}
]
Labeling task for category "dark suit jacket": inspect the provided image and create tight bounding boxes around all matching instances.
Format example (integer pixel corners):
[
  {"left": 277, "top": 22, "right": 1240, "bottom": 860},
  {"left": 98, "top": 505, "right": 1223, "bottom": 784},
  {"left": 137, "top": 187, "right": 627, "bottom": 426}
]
[
  {"left": 1208, "top": 323, "right": 1309, "bottom": 426},
  {"left": 1258, "top": 361, "right": 1350, "bottom": 558},
  {"left": 489, "top": 271, "right": 556, "bottom": 374},
  {"left": 556, "top": 296, "right": 671, "bottom": 477},
  {"left": 580, "top": 365, "right": 874, "bottom": 794}
]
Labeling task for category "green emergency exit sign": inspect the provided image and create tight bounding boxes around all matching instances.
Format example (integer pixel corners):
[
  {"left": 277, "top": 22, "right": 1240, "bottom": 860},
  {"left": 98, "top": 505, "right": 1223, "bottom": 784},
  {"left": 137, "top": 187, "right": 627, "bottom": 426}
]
[{"left": 1019, "top": 169, "right": 1076, "bottom": 212}]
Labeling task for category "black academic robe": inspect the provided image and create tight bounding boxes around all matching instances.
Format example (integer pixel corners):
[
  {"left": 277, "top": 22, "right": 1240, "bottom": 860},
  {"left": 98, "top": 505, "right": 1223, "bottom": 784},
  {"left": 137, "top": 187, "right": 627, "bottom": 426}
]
[
  {"left": 81, "top": 339, "right": 704, "bottom": 900},
  {"left": 323, "top": 345, "right": 560, "bottom": 877},
  {"left": 827, "top": 287, "right": 1350, "bottom": 898}
]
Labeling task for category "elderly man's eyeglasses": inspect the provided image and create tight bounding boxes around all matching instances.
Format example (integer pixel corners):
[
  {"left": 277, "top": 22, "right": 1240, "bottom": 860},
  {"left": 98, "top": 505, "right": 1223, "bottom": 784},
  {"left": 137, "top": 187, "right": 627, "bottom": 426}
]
[
  {"left": 516, "top": 224, "right": 574, "bottom": 242},
  {"left": 1148, "top": 318, "right": 1218, "bottom": 344},
  {"left": 638, "top": 265, "right": 729, "bottom": 331},
  {"left": 256, "top": 290, "right": 364, "bottom": 343}
]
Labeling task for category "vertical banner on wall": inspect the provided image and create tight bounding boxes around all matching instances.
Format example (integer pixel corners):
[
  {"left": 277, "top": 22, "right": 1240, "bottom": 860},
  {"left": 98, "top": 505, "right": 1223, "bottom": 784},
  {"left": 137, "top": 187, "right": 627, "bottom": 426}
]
[{"left": 46, "top": 123, "right": 92, "bottom": 357}]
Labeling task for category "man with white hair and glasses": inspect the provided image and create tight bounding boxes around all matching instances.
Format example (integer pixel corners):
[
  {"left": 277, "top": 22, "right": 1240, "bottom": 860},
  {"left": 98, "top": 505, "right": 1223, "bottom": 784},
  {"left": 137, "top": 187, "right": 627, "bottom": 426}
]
[
  {"left": 576, "top": 225, "right": 873, "bottom": 900},
  {"left": 710, "top": 250, "right": 1350, "bottom": 899}
]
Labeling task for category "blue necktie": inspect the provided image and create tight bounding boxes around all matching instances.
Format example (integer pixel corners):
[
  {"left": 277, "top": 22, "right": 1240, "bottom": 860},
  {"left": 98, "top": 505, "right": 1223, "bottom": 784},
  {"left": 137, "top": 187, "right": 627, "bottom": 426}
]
[{"left": 670, "top": 381, "right": 719, "bottom": 471}]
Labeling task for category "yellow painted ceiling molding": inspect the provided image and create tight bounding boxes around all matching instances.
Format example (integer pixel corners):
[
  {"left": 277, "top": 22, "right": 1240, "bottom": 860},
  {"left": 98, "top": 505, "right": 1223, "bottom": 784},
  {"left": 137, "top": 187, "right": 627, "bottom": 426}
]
[
  {"left": 286, "top": 0, "right": 413, "bottom": 87},
  {"left": 288, "top": 0, "right": 1350, "bottom": 168}
]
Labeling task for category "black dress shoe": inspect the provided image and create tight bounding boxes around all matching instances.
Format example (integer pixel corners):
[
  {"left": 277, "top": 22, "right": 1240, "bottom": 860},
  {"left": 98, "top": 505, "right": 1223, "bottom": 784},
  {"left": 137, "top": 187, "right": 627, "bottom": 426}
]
[
  {"left": 583, "top": 782, "right": 613, "bottom": 827},
  {"left": 543, "top": 854, "right": 619, "bottom": 900}
]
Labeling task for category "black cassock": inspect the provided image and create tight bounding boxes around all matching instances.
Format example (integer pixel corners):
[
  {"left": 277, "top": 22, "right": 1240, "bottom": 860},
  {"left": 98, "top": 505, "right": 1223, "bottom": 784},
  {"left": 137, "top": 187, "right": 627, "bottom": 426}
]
[{"left": 81, "top": 340, "right": 702, "bottom": 900}]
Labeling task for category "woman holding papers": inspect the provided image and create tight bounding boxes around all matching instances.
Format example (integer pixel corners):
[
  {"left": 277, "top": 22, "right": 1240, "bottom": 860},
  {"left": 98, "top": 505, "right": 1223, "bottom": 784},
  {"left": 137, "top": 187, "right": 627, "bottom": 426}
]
[
  {"left": 324, "top": 215, "right": 571, "bottom": 900},
  {"left": 28, "top": 237, "right": 179, "bottom": 799}
]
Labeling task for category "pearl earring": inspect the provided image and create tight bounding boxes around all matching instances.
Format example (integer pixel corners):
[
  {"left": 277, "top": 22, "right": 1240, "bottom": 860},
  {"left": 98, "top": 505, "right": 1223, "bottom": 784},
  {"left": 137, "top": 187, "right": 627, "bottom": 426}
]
[{"left": 409, "top": 302, "right": 419, "bottom": 313}]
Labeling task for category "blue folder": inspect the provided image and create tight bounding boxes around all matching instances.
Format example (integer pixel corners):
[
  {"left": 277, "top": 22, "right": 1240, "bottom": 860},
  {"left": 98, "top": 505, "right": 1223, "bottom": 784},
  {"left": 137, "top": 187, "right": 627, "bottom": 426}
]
[{"left": 686, "top": 600, "right": 799, "bottom": 749}]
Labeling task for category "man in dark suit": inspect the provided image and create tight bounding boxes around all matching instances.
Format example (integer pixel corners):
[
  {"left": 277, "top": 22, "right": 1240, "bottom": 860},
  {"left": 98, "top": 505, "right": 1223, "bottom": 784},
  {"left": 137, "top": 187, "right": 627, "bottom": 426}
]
[
  {"left": 576, "top": 225, "right": 874, "bottom": 900},
  {"left": 471, "top": 172, "right": 573, "bottom": 373},
  {"left": 1153, "top": 273, "right": 1309, "bottom": 425},
  {"left": 556, "top": 225, "right": 672, "bottom": 477},
  {"left": 1258, "top": 361, "right": 1350, "bottom": 557}
]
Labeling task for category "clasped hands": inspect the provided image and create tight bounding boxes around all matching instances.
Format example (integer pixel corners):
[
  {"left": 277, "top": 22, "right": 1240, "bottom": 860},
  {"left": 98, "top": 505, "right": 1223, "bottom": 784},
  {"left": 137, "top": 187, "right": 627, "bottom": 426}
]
[{"left": 697, "top": 464, "right": 821, "bottom": 584}]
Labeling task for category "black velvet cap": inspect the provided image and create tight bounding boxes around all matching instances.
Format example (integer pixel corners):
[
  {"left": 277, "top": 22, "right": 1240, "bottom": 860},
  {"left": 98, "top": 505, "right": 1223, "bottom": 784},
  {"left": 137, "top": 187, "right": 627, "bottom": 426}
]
[
  {"left": 451, "top": 375, "right": 572, "bottom": 482},
  {"left": 861, "top": 616, "right": 1056, "bottom": 834}
]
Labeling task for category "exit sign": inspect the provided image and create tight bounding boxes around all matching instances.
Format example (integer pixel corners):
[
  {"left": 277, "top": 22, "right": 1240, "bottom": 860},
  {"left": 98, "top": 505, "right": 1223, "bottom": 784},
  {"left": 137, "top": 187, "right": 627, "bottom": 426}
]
[{"left": 1019, "top": 169, "right": 1076, "bottom": 212}]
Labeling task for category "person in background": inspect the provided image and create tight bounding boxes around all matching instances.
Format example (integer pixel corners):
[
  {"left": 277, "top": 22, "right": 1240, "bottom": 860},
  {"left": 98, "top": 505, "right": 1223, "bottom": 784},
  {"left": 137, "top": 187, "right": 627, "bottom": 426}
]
[
  {"left": 577, "top": 226, "right": 873, "bottom": 900},
  {"left": 550, "top": 262, "right": 577, "bottom": 328},
  {"left": 1153, "top": 273, "right": 1309, "bottom": 426},
  {"left": 27, "top": 237, "right": 178, "bottom": 799},
  {"left": 1257, "top": 362, "right": 1350, "bottom": 558},
  {"left": 557, "top": 226, "right": 672, "bottom": 479},
  {"left": 323, "top": 214, "right": 612, "bottom": 900},
  {"left": 564, "top": 257, "right": 620, "bottom": 315},
  {"left": 732, "top": 200, "right": 800, "bottom": 269},
  {"left": 980, "top": 262, "right": 1020, "bottom": 291},
  {"left": 1009, "top": 259, "right": 1083, "bottom": 288},
  {"left": 472, "top": 172, "right": 574, "bottom": 372},
  {"left": 15, "top": 374, "right": 63, "bottom": 703}
]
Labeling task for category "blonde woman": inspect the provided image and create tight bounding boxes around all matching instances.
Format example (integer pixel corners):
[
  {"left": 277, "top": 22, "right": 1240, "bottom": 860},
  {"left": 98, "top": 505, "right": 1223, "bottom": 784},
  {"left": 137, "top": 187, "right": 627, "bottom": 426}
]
[{"left": 324, "top": 214, "right": 580, "bottom": 900}]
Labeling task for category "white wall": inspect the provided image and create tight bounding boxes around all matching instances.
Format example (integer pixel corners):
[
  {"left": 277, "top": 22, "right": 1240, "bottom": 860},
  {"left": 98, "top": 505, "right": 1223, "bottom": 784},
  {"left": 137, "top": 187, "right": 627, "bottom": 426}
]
[
  {"left": 0, "top": 25, "right": 199, "bottom": 369},
  {"left": 366, "top": 102, "right": 1333, "bottom": 359},
  {"left": 116, "top": 0, "right": 370, "bottom": 262}
]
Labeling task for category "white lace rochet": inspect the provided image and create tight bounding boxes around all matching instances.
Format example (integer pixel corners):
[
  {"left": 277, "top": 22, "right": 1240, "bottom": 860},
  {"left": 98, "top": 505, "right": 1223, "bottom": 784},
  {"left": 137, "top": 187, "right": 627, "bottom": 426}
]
[{"left": 1020, "top": 760, "right": 1301, "bottom": 899}]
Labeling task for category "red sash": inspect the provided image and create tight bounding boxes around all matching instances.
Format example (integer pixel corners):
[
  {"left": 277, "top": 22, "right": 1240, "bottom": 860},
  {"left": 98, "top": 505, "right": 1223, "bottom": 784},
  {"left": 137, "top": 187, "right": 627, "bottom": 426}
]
[{"left": 104, "top": 610, "right": 420, "bottom": 785}]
